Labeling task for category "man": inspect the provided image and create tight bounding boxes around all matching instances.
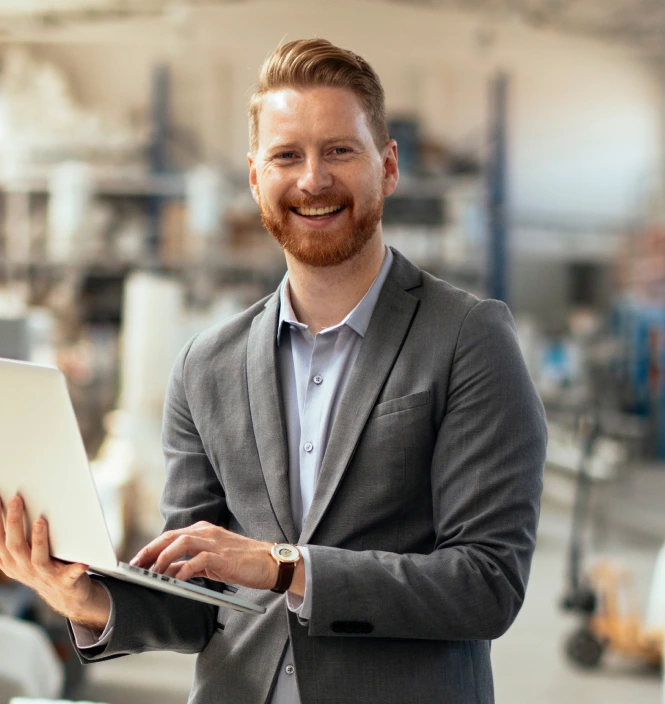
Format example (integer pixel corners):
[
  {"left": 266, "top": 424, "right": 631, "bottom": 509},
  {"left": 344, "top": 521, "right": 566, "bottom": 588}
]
[{"left": 0, "top": 39, "right": 547, "bottom": 703}]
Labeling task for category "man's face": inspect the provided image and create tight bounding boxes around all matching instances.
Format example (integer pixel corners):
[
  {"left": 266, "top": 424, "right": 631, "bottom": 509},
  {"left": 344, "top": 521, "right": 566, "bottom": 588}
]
[{"left": 248, "top": 86, "right": 398, "bottom": 268}]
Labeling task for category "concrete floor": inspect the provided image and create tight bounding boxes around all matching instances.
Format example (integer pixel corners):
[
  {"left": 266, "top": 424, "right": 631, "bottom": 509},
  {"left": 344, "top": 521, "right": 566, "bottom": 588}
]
[
  {"left": 77, "top": 501, "right": 664, "bottom": 704},
  {"left": 492, "top": 504, "right": 662, "bottom": 704}
]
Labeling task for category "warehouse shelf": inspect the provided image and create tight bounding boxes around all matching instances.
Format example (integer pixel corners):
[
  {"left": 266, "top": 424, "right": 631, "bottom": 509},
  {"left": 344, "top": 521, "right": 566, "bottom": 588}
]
[{"left": 0, "top": 170, "right": 185, "bottom": 198}]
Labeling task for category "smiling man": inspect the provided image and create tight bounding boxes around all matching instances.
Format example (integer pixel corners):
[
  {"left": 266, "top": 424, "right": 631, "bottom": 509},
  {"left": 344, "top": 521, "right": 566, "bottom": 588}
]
[{"left": 0, "top": 39, "right": 547, "bottom": 704}]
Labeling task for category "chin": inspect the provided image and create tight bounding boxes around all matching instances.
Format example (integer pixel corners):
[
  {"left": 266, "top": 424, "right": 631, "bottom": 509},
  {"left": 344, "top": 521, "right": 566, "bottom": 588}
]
[{"left": 284, "top": 229, "right": 374, "bottom": 268}]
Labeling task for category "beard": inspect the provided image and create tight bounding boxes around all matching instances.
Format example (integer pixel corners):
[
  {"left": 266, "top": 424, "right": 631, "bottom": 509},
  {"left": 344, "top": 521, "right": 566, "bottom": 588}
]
[{"left": 258, "top": 186, "right": 384, "bottom": 268}]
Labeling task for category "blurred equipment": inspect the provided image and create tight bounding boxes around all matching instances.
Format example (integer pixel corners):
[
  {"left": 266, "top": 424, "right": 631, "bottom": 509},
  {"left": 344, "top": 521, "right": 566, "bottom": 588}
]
[
  {"left": 0, "top": 47, "right": 148, "bottom": 173},
  {"left": 565, "top": 561, "right": 664, "bottom": 669},
  {"left": 646, "top": 541, "right": 665, "bottom": 634},
  {"left": 10, "top": 699, "right": 108, "bottom": 703},
  {"left": 487, "top": 71, "right": 509, "bottom": 304},
  {"left": 47, "top": 162, "right": 94, "bottom": 264},
  {"left": 561, "top": 413, "right": 601, "bottom": 620},
  {"left": 185, "top": 164, "right": 230, "bottom": 251},
  {"left": 561, "top": 413, "right": 664, "bottom": 669},
  {"left": 119, "top": 271, "right": 184, "bottom": 415},
  {"left": 0, "top": 615, "right": 64, "bottom": 701},
  {"left": 117, "top": 272, "right": 184, "bottom": 534},
  {"left": 10, "top": 699, "right": 107, "bottom": 704},
  {"left": 0, "top": 317, "right": 29, "bottom": 360}
]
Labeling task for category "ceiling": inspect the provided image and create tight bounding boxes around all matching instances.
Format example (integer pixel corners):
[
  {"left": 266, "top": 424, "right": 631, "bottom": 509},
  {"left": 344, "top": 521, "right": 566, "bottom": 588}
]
[
  {"left": 0, "top": 0, "right": 663, "bottom": 55},
  {"left": 396, "top": 0, "right": 665, "bottom": 55}
]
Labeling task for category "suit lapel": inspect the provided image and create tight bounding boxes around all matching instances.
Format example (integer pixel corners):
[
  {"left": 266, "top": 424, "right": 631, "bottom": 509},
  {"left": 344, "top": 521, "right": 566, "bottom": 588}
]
[
  {"left": 299, "top": 255, "right": 421, "bottom": 545},
  {"left": 247, "top": 294, "right": 298, "bottom": 544}
]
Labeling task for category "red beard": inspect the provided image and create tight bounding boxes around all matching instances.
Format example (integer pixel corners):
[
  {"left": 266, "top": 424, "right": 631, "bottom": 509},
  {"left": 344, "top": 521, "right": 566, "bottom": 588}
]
[{"left": 258, "top": 187, "right": 383, "bottom": 268}]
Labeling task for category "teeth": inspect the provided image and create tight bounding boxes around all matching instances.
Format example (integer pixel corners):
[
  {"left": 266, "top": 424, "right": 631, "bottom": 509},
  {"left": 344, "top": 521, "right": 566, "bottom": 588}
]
[{"left": 295, "top": 205, "right": 343, "bottom": 216}]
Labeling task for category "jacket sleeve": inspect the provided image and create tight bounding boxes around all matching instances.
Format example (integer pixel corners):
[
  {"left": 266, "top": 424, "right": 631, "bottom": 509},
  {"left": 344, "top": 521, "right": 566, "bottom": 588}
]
[
  {"left": 305, "top": 299, "right": 547, "bottom": 641},
  {"left": 72, "top": 337, "right": 223, "bottom": 662}
]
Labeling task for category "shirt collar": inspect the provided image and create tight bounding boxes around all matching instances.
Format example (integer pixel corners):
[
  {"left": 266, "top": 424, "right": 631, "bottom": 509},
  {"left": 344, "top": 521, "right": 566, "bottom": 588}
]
[{"left": 276, "top": 246, "right": 394, "bottom": 345}]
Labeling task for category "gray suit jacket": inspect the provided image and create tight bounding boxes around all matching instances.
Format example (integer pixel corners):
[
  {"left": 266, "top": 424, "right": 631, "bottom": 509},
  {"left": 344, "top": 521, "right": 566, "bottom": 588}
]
[{"left": 74, "top": 249, "right": 547, "bottom": 704}]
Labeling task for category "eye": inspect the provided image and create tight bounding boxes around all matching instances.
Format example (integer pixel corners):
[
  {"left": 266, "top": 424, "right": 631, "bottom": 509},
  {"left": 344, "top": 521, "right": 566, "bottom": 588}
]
[
  {"left": 333, "top": 147, "right": 350, "bottom": 155},
  {"left": 277, "top": 151, "right": 297, "bottom": 160}
]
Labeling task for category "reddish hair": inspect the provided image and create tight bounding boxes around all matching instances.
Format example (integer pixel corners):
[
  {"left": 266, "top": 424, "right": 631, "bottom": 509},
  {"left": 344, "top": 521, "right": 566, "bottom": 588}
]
[{"left": 248, "top": 38, "right": 389, "bottom": 153}]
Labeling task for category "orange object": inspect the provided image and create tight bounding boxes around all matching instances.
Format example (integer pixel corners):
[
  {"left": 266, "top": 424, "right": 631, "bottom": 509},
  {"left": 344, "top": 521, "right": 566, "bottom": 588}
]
[{"left": 566, "top": 560, "right": 663, "bottom": 668}]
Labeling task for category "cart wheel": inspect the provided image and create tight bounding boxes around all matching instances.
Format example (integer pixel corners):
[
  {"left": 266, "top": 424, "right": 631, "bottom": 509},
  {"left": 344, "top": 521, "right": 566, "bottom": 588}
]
[{"left": 565, "top": 627, "right": 605, "bottom": 668}]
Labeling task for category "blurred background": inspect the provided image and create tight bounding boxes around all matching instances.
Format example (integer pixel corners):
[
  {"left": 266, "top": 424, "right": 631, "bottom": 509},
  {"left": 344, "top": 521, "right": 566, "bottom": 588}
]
[{"left": 0, "top": 0, "right": 664, "bottom": 702}]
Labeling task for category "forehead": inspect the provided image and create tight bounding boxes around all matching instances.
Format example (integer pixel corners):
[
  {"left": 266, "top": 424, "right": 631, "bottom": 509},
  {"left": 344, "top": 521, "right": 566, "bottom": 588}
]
[{"left": 256, "top": 86, "right": 374, "bottom": 150}]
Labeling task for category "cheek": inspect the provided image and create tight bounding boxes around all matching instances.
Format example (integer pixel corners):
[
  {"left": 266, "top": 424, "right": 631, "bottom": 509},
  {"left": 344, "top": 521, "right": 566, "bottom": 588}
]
[
  {"left": 260, "top": 173, "right": 290, "bottom": 203},
  {"left": 349, "top": 164, "right": 382, "bottom": 197}
]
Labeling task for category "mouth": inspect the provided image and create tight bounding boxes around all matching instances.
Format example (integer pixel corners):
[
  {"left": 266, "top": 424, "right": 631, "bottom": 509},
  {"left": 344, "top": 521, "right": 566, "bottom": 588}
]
[{"left": 290, "top": 204, "right": 346, "bottom": 221}]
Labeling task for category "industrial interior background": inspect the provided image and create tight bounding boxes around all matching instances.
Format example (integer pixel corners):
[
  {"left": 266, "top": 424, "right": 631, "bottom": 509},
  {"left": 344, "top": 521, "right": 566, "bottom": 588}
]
[{"left": 0, "top": 0, "right": 665, "bottom": 702}]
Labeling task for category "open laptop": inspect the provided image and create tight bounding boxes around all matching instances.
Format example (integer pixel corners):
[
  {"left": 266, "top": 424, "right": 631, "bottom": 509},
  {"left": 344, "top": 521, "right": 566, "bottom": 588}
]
[{"left": 0, "top": 357, "right": 265, "bottom": 616}]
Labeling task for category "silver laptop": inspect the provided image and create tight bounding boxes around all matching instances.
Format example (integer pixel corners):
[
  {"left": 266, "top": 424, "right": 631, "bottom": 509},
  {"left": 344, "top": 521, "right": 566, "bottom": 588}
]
[{"left": 0, "top": 357, "right": 265, "bottom": 616}]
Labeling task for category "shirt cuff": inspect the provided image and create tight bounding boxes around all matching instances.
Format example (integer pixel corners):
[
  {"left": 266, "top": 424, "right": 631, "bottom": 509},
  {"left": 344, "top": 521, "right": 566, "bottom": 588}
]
[
  {"left": 286, "top": 546, "right": 312, "bottom": 624},
  {"left": 70, "top": 582, "right": 115, "bottom": 649}
]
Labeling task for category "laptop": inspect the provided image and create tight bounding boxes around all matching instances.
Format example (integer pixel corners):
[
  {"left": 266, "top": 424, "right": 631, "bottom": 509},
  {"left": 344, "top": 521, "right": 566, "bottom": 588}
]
[{"left": 0, "top": 357, "right": 265, "bottom": 616}]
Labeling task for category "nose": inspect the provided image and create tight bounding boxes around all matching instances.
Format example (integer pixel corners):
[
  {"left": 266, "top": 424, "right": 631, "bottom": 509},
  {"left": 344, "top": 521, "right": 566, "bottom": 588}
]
[{"left": 297, "top": 155, "right": 333, "bottom": 195}]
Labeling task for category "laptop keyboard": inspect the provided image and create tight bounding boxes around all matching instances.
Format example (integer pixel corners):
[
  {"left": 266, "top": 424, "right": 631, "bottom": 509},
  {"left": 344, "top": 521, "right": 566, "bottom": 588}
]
[{"left": 121, "top": 562, "right": 238, "bottom": 594}]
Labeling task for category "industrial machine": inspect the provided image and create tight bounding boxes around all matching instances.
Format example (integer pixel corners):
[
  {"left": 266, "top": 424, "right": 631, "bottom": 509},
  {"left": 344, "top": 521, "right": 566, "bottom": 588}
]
[{"left": 561, "top": 412, "right": 664, "bottom": 669}]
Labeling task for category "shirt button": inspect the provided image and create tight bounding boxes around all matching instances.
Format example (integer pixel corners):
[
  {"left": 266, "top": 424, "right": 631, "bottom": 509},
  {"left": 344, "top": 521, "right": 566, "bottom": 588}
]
[
  {"left": 304, "top": 442, "right": 313, "bottom": 453},
  {"left": 285, "top": 664, "right": 295, "bottom": 675},
  {"left": 313, "top": 375, "right": 323, "bottom": 385}
]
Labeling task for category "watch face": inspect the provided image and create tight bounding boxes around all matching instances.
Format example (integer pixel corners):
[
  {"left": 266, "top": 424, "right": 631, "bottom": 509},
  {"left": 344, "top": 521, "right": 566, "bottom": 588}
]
[{"left": 271, "top": 543, "right": 300, "bottom": 563}]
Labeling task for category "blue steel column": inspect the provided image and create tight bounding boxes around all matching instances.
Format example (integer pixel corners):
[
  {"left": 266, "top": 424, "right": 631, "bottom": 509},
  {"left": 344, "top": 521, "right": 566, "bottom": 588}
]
[
  {"left": 147, "top": 63, "right": 170, "bottom": 262},
  {"left": 488, "top": 72, "right": 510, "bottom": 303}
]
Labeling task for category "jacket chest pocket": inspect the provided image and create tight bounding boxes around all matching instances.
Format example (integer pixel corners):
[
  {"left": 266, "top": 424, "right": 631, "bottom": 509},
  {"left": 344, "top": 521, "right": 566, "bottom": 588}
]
[{"left": 325, "top": 393, "right": 434, "bottom": 550}]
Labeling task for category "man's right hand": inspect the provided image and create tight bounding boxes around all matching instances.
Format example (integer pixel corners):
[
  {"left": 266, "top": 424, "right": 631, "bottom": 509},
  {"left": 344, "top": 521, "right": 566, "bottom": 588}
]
[{"left": 0, "top": 495, "right": 111, "bottom": 631}]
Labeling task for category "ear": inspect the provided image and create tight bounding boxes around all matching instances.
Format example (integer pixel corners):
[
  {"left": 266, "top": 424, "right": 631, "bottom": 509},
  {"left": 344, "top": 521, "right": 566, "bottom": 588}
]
[
  {"left": 248, "top": 152, "right": 260, "bottom": 206},
  {"left": 382, "top": 139, "right": 399, "bottom": 197}
]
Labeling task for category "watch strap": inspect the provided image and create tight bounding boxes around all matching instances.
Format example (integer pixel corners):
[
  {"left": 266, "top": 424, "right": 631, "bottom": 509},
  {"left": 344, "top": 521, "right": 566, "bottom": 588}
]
[{"left": 271, "top": 560, "right": 296, "bottom": 594}]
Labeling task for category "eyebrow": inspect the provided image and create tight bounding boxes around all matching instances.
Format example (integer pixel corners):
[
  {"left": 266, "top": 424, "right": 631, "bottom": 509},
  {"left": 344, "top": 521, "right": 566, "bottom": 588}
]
[
  {"left": 265, "top": 137, "right": 366, "bottom": 156},
  {"left": 322, "top": 136, "right": 365, "bottom": 149}
]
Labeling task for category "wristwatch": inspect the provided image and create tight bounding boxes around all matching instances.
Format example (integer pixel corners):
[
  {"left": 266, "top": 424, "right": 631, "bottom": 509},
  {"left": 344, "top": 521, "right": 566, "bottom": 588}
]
[{"left": 270, "top": 543, "right": 301, "bottom": 594}]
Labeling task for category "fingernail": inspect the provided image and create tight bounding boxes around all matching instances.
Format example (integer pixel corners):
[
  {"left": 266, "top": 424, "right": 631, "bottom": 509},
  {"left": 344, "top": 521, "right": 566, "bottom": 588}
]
[
  {"left": 34, "top": 522, "right": 43, "bottom": 533},
  {"left": 10, "top": 497, "right": 20, "bottom": 507},
  {"left": 130, "top": 557, "right": 139, "bottom": 566}
]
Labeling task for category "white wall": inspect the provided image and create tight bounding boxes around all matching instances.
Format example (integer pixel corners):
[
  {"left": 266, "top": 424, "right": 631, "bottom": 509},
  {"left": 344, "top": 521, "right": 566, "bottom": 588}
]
[{"left": 11, "top": 0, "right": 665, "bottom": 224}]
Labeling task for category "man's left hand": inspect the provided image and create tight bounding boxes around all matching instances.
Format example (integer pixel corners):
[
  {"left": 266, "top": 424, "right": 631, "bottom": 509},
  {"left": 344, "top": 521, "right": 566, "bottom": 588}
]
[{"left": 130, "top": 523, "right": 278, "bottom": 591}]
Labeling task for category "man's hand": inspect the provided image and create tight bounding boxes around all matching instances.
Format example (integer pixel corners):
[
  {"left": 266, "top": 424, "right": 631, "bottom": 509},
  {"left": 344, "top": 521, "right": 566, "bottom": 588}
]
[
  {"left": 0, "top": 495, "right": 110, "bottom": 630},
  {"left": 130, "top": 522, "right": 282, "bottom": 592}
]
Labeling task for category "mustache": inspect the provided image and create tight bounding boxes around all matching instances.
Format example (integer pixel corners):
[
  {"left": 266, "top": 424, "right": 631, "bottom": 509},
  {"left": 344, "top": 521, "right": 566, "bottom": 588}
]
[{"left": 281, "top": 191, "right": 353, "bottom": 210}]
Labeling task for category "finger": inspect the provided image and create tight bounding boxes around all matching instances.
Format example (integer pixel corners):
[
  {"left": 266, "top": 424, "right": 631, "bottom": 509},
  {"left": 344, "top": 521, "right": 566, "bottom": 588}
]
[
  {"left": 163, "top": 561, "right": 207, "bottom": 580},
  {"left": 152, "top": 535, "right": 213, "bottom": 574},
  {"left": 174, "top": 552, "right": 225, "bottom": 583},
  {"left": 5, "top": 496, "right": 30, "bottom": 560},
  {"left": 0, "top": 497, "right": 8, "bottom": 552},
  {"left": 163, "top": 562, "right": 183, "bottom": 579},
  {"left": 0, "top": 498, "right": 8, "bottom": 573},
  {"left": 130, "top": 530, "right": 184, "bottom": 568},
  {"left": 31, "top": 519, "right": 54, "bottom": 573}
]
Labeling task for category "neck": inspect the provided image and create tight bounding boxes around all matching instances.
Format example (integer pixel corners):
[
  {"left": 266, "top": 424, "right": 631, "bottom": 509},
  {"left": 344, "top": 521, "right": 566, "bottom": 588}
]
[{"left": 285, "top": 232, "right": 386, "bottom": 335}]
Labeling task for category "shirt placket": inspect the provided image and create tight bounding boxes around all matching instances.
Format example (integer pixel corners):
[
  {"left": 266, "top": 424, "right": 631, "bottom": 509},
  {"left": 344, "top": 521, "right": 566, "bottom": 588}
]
[{"left": 298, "top": 329, "right": 336, "bottom": 520}]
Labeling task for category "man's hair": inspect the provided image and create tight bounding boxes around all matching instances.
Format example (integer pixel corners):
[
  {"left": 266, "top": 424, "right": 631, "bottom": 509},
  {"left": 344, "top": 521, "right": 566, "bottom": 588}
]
[{"left": 248, "top": 38, "right": 389, "bottom": 154}]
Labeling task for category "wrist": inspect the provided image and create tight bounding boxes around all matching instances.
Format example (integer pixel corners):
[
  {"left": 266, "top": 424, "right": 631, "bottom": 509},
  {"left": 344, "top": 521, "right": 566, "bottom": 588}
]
[
  {"left": 70, "top": 581, "right": 111, "bottom": 630},
  {"left": 288, "top": 559, "right": 306, "bottom": 598},
  {"left": 265, "top": 544, "right": 280, "bottom": 589}
]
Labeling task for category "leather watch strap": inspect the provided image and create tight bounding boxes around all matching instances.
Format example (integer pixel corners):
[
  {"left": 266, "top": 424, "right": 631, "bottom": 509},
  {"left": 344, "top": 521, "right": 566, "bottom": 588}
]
[{"left": 271, "top": 560, "right": 296, "bottom": 594}]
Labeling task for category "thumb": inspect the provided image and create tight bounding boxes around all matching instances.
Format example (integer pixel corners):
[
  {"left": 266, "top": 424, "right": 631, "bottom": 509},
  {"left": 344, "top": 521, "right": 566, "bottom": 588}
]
[{"left": 65, "top": 563, "right": 89, "bottom": 583}]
